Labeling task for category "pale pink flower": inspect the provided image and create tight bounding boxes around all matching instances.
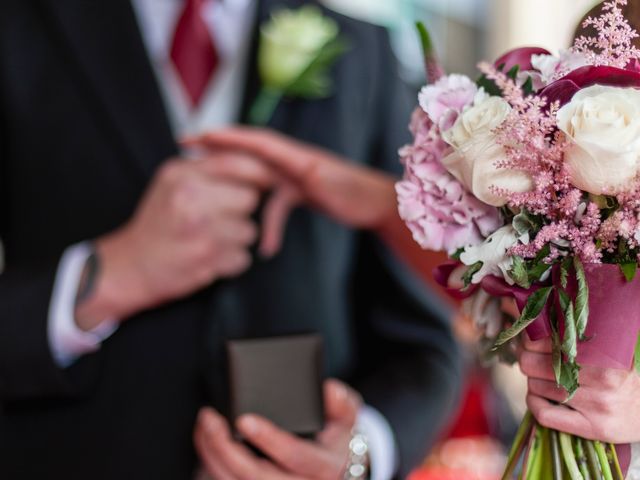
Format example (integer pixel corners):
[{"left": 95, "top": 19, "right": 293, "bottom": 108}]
[
  {"left": 418, "top": 74, "right": 477, "bottom": 129},
  {"left": 531, "top": 50, "right": 589, "bottom": 84},
  {"left": 397, "top": 108, "right": 501, "bottom": 254}
]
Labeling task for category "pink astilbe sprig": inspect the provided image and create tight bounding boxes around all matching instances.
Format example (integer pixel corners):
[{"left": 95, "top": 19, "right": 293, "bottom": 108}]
[
  {"left": 474, "top": 62, "right": 607, "bottom": 264},
  {"left": 477, "top": 62, "right": 567, "bottom": 216},
  {"left": 573, "top": 0, "right": 640, "bottom": 68}
]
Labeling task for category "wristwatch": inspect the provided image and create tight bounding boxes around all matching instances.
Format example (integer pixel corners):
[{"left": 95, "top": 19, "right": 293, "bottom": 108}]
[{"left": 343, "top": 431, "right": 370, "bottom": 480}]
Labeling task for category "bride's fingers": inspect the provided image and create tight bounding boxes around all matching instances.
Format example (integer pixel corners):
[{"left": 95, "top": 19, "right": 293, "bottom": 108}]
[
  {"left": 259, "top": 185, "right": 301, "bottom": 258},
  {"left": 527, "top": 378, "right": 569, "bottom": 404},
  {"left": 526, "top": 394, "right": 594, "bottom": 439},
  {"left": 519, "top": 350, "right": 555, "bottom": 381},
  {"left": 184, "top": 127, "right": 317, "bottom": 180},
  {"left": 193, "top": 152, "right": 278, "bottom": 190}
]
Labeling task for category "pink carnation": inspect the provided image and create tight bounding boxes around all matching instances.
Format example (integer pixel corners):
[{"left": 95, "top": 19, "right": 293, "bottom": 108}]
[
  {"left": 397, "top": 108, "right": 502, "bottom": 253},
  {"left": 418, "top": 74, "right": 477, "bottom": 130}
]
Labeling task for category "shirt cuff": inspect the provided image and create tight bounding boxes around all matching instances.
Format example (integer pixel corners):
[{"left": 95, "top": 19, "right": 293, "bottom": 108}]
[
  {"left": 48, "top": 242, "right": 119, "bottom": 368},
  {"left": 356, "top": 405, "right": 399, "bottom": 480},
  {"left": 628, "top": 443, "right": 640, "bottom": 480}
]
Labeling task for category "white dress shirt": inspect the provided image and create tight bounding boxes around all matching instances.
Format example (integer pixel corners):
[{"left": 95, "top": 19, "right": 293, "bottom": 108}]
[{"left": 47, "top": 1, "right": 398, "bottom": 478}]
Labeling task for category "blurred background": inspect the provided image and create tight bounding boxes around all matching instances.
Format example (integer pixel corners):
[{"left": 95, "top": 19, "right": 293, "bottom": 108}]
[
  {"left": 322, "top": 0, "right": 599, "bottom": 82},
  {"left": 317, "top": 1, "right": 600, "bottom": 479}
]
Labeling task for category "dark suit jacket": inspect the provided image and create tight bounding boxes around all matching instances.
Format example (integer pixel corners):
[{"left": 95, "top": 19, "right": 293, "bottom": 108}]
[{"left": 0, "top": 1, "right": 461, "bottom": 478}]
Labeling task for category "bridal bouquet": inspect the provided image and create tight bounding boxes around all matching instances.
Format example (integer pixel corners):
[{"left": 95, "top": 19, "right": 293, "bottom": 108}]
[{"left": 398, "top": 1, "right": 640, "bottom": 478}]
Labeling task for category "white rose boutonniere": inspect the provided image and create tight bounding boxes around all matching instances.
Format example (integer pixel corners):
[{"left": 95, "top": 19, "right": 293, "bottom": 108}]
[{"left": 249, "top": 6, "right": 349, "bottom": 125}]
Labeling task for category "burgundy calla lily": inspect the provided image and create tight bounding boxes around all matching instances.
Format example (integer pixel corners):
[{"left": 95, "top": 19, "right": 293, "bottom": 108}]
[
  {"left": 494, "top": 47, "right": 551, "bottom": 73},
  {"left": 541, "top": 65, "right": 640, "bottom": 105}
]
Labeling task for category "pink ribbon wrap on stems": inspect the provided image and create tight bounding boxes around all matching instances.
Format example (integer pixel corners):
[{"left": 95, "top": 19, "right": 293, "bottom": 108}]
[{"left": 435, "top": 262, "right": 640, "bottom": 472}]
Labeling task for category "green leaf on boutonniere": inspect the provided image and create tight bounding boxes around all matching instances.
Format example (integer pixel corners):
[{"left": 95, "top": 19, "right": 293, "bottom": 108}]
[
  {"left": 286, "top": 37, "right": 349, "bottom": 99},
  {"left": 620, "top": 262, "right": 638, "bottom": 282},
  {"left": 573, "top": 258, "right": 589, "bottom": 340},
  {"left": 493, "top": 286, "right": 554, "bottom": 349}
]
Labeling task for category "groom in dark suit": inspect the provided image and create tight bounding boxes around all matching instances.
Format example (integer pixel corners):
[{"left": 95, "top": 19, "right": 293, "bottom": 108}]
[{"left": 0, "top": 0, "right": 460, "bottom": 478}]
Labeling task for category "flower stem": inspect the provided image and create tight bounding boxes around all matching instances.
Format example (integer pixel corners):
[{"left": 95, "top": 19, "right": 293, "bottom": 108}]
[
  {"left": 502, "top": 411, "right": 534, "bottom": 480},
  {"left": 594, "top": 441, "right": 614, "bottom": 480},
  {"left": 550, "top": 430, "right": 563, "bottom": 480},
  {"left": 248, "top": 87, "right": 283, "bottom": 126},
  {"left": 606, "top": 444, "right": 624, "bottom": 480},
  {"left": 585, "top": 440, "right": 602, "bottom": 478},
  {"left": 575, "top": 438, "right": 592, "bottom": 480},
  {"left": 521, "top": 423, "right": 540, "bottom": 480},
  {"left": 559, "top": 432, "right": 584, "bottom": 479}
]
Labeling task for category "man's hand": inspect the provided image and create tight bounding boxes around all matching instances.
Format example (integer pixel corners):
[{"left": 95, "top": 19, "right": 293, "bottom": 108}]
[
  {"left": 520, "top": 336, "right": 640, "bottom": 443},
  {"left": 184, "top": 128, "right": 398, "bottom": 258},
  {"left": 75, "top": 153, "right": 278, "bottom": 330},
  {"left": 194, "top": 379, "right": 362, "bottom": 480}
]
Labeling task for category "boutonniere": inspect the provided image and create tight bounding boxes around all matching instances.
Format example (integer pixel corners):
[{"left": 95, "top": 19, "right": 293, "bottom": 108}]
[{"left": 248, "top": 6, "right": 349, "bottom": 125}]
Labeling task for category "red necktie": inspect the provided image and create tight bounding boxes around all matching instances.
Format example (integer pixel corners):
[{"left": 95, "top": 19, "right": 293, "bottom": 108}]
[{"left": 170, "top": 0, "right": 219, "bottom": 107}]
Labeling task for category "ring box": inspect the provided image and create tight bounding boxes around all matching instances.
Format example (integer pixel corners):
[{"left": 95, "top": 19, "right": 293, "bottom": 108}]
[{"left": 226, "top": 334, "right": 325, "bottom": 438}]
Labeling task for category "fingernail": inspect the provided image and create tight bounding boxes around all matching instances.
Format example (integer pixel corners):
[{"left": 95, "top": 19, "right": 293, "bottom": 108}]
[
  {"left": 237, "top": 415, "right": 260, "bottom": 436},
  {"left": 202, "top": 410, "right": 221, "bottom": 433},
  {"left": 333, "top": 382, "right": 347, "bottom": 401}
]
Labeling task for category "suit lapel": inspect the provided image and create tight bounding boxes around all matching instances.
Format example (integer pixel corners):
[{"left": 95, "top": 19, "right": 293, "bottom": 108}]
[{"left": 39, "top": 0, "right": 177, "bottom": 180}]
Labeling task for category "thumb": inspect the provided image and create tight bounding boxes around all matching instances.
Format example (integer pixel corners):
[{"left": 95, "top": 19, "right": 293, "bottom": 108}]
[
  {"left": 324, "top": 379, "right": 361, "bottom": 427},
  {"left": 259, "top": 185, "right": 301, "bottom": 258}
]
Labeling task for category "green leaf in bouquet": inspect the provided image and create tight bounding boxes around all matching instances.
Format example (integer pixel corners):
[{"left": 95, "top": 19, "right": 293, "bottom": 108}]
[
  {"left": 620, "top": 262, "right": 637, "bottom": 283},
  {"left": 509, "top": 256, "right": 529, "bottom": 288},
  {"left": 493, "top": 286, "right": 554, "bottom": 349},
  {"left": 506, "top": 65, "right": 520, "bottom": 81},
  {"left": 527, "top": 261, "right": 551, "bottom": 286},
  {"left": 549, "top": 309, "right": 563, "bottom": 386},
  {"left": 591, "top": 194, "right": 618, "bottom": 211},
  {"left": 573, "top": 258, "right": 589, "bottom": 340},
  {"left": 461, "top": 261, "right": 482, "bottom": 288},
  {"left": 558, "top": 290, "right": 577, "bottom": 362},
  {"left": 450, "top": 247, "right": 464, "bottom": 261},
  {"left": 512, "top": 209, "right": 542, "bottom": 237},
  {"left": 560, "top": 256, "right": 572, "bottom": 290},
  {"left": 559, "top": 360, "right": 581, "bottom": 399},
  {"left": 476, "top": 74, "right": 503, "bottom": 97},
  {"left": 521, "top": 76, "right": 535, "bottom": 96}
]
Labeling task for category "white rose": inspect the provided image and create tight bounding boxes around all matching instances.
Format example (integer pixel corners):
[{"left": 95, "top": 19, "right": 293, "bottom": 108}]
[
  {"left": 258, "top": 6, "right": 339, "bottom": 90},
  {"left": 442, "top": 95, "right": 533, "bottom": 207},
  {"left": 557, "top": 85, "right": 640, "bottom": 195},
  {"left": 460, "top": 225, "right": 520, "bottom": 284}
]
